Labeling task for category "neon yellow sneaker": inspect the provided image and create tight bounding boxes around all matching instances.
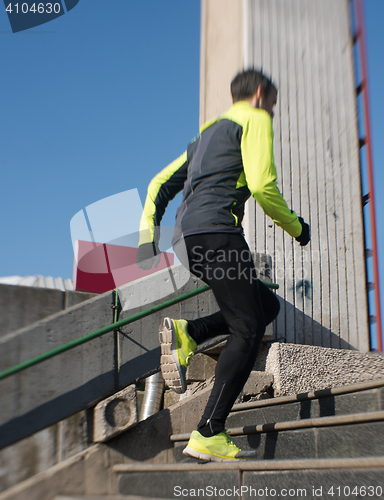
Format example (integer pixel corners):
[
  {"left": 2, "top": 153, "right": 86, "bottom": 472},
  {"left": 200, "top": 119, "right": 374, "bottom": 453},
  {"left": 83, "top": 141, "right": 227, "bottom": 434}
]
[
  {"left": 159, "top": 318, "right": 197, "bottom": 394},
  {"left": 183, "top": 430, "right": 258, "bottom": 462}
]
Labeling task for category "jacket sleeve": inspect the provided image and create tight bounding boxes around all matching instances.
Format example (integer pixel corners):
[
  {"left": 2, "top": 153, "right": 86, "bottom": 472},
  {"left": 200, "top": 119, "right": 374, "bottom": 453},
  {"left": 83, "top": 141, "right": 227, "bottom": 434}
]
[
  {"left": 241, "top": 111, "right": 302, "bottom": 238},
  {"left": 139, "top": 151, "right": 188, "bottom": 245}
]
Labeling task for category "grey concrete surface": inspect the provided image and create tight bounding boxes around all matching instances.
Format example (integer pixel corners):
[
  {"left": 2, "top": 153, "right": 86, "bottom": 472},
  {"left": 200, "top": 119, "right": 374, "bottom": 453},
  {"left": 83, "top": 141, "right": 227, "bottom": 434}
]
[
  {"left": 0, "top": 254, "right": 272, "bottom": 450},
  {"left": 0, "top": 264, "right": 192, "bottom": 449},
  {"left": 0, "top": 284, "right": 95, "bottom": 338},
  {"left": 56, "top": 497, "right": 164, "bottom": 500},
  {"left": 227, "top": 388, "right": 382, "bottom": 429},
  {"left": 56, "top": 497, "right": 129, "bottom": 500},
  {"left": 186, "top": 353, "right": 217, "bottom": 383},
  {"left": 242, "top": 371, "right": 274, "bottom": 397},
  {"left": 0, "top": 444, "right": 123, "bottom": 500},
  {"left": 0, "top": 411, "right": 88, "bottom": 493},
  {"left": 242, "top": 469, "right": 384, "bottom": 499},
  {"left": 266, "top": 343, "right": 384, "bottom": 396},
  {"left": 0, "top": 386, "right": 215, "bottom": 500},
  {"left": 118, "top": 470, "right": 241, "bottom": 499},
  {"left": 1, "top": 381, "right": 384, "bottom": 500},
  {"left": 93, "top": 385, "right": 137, "bottom": 443},
  {"left": 235, "top": 420, "right": 384, "bottom": 460},
  {"left": 163, "top": 390, "right": 180, "bottom": 409}
]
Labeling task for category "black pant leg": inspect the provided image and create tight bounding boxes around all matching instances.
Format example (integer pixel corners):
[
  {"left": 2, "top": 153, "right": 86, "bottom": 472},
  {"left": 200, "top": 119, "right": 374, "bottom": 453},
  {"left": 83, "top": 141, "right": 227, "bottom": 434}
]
[
  {"left": 258, "top": 280, "right": 281, "bottom": 326},
  {"left": 182, "top": 233, "right": 266, "bottom": 434},
  {"left": 186, "top": 272, "right": 279, "bottom": 344},
  {"left": 187, "top": 311, "right": 230, "bottom": 345}
]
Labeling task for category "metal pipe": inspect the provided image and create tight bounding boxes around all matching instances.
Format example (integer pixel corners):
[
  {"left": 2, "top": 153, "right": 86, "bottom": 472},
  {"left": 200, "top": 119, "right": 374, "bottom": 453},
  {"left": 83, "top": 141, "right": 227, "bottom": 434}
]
[
  {"left": 140, "top": 372, "right": 164, "bottom": 421},
  {"left": 0, "top": 281, "right": 278, "bottom": 381},
  {"left": 355, "top": 0, "right": 383, "bottom": 351}
]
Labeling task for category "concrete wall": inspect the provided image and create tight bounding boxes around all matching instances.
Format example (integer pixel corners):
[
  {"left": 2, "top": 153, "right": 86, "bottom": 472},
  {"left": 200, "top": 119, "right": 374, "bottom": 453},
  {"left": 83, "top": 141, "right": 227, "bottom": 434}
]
[
  {"left": 0, "top": 411, "right": 88, "bottom": 493},
  {"left": 200, "top": 0, "right": 369, "bottom": 351},
  {"left": 0, "top": 255, "right": 272, "bottom": 450},
  {"left": 0, "top": 254, "right": 272, "bottom": 491},
  {"left": 0, "top": 284, "right": 95, "bottom": 338}
]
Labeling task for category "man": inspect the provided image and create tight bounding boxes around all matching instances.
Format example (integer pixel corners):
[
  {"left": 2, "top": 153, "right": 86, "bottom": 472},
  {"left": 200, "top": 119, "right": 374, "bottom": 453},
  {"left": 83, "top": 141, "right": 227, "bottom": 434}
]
[{"left": 137, "top": 69, "right": 310, "bottom": 462}]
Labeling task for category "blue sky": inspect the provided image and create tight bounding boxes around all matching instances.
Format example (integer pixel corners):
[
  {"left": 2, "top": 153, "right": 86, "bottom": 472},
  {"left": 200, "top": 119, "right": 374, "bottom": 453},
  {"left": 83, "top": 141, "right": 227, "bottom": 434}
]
[
  {"left": 0, "top": 0, "right": 201, "bottom": 279},
  {"left": 1, "top": 1, "right": 383, "bottom": 344}
]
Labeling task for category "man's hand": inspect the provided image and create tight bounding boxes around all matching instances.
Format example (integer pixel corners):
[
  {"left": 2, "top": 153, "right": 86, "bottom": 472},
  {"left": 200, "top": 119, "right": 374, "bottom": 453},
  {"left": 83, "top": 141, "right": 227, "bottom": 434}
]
[
  {"left": 136, "top": 242, "right": 161, "bottom": 270},
  {"left": 295, "top": 217, "right": 310, "bottom": 246}
]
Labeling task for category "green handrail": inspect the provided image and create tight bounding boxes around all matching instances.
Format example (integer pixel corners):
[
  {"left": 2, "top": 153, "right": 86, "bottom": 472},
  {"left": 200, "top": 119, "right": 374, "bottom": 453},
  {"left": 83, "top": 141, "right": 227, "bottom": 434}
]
[{"left": 0, "top": 281, "right": 278, "bottom": 381}]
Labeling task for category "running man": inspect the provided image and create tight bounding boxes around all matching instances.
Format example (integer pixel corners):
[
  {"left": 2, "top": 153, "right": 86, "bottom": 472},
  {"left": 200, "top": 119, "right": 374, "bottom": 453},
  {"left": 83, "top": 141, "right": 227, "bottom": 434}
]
[{"left": 137, "top": 69, "right": 310, "bottom": 462}]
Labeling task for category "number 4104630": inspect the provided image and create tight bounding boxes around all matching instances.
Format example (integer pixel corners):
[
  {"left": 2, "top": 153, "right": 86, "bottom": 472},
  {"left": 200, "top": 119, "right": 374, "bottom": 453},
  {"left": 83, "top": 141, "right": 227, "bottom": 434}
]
[{"left": 6, "top": 3, "right": 61, "bottom": 14}]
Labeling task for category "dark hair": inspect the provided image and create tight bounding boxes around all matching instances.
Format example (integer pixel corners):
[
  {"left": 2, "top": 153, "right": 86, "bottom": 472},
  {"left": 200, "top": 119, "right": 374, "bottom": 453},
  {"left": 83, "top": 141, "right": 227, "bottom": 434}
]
[{"left": 230, "top": 69, "right": 276, "bottom": 103}]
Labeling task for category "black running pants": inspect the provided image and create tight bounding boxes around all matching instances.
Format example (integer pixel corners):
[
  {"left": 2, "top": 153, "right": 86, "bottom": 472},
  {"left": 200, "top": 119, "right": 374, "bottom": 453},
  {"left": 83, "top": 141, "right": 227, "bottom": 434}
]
[{"left": 174, "top": 232, "right": 280, "bottom": 436}]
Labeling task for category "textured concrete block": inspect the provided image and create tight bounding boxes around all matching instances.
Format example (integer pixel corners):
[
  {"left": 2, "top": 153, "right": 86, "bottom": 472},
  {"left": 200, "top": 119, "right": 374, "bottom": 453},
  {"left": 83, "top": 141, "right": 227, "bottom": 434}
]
[
  {"left": 242, "top": 371, "right": 274, "bottom": 397},
  {"left": 253, "top": 345, "right": 271, "bottom": 371},
  {"left": 93, "top": 385, "right": 137, "bottom": 443},
  {"left": 163, "top": 390, "right": 180, "bottom": 409},
  {"left": 265, "top": 343, "right": 384, "bottom": 396},
  {"left": 186, "top": 353, "right": 217, "bottom": 382}
]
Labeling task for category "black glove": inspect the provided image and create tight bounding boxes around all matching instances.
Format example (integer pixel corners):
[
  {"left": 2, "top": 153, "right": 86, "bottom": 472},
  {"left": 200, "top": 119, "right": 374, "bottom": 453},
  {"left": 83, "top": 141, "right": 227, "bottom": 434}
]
[
  {"left": 295, "top": 217, "right": 310, "bottom": 246},
  {"left": 136, "top": 242, "right": 161, "bottom": 270}
]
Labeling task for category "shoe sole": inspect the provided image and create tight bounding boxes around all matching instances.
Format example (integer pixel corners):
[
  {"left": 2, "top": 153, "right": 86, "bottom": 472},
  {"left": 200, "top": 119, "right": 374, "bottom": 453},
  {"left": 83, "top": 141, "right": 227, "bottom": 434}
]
[
  {"left": 183, "top": 446, "right": 237, "bottom": 462},
  {"left": 159, "top": 318, "right": 187, "bottom": 394}
]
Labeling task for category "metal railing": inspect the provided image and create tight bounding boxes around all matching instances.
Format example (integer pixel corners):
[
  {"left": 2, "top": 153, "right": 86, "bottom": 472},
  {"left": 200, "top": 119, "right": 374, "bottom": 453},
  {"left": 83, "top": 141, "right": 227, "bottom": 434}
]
[
  {"left": 353, "top": 0, "right": 382, "bottom": 351},
  {"left": 0, "top": 281, "right": 278, "bottom": 381}
]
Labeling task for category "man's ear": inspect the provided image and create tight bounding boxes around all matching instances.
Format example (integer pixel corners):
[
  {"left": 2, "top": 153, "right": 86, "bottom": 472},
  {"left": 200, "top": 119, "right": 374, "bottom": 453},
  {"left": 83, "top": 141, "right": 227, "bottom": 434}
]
[
  {"left": 256, "top": 83, "right": 263, "bottom": 100},
  {"left": 249, "top": 84, "right": 263, "bottom": 108}
]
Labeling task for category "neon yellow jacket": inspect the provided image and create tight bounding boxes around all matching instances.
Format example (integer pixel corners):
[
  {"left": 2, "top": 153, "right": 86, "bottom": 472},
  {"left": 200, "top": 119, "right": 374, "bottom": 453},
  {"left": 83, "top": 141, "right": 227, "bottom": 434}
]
[{"left": 139, "top": 101, "right": 302, "bottom": 246}]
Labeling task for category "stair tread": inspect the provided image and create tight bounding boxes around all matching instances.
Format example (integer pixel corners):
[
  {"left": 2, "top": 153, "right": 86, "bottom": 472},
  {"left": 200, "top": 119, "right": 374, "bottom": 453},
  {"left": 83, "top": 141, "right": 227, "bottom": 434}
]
[
  {"left": 114, "top": 456, "right": 384, "bottom": 472},
  {"left": 56, "top": 496, "right": 172, "bottom": 500},
  {"left": 171, "top": 409, "right": 384, "bottom": 441},
  {"left": 55, "top": 497, "right": 128, "bottom": 500},
  {"left": 230, "top": 379, "right": 384, "bottom": 412}
]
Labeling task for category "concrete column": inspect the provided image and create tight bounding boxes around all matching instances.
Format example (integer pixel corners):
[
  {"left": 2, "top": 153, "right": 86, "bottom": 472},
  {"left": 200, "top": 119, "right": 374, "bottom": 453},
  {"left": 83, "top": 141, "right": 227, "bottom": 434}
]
[{"left": 199, "top": 0, "right": 243, "bottom": 127}]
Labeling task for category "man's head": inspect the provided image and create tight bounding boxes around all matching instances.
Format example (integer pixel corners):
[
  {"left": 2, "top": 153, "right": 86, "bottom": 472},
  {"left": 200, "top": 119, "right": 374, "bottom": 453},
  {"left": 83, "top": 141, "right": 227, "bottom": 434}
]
[{"left": 231, "top": 69, "right": 277, "bottom": 119}]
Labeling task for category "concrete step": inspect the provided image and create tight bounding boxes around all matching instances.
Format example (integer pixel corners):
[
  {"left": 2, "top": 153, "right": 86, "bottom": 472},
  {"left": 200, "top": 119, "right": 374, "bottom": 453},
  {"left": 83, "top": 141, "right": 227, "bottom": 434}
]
[
  {"left": 114, "top": 459, "right": 384, "bottom": 500},
  {"left": 170, "top": 384, "right": 384, "bottom": 462},
  {"left": 55, "top": 496, "right": 130, "bottom": 500},
  {"left": 228, "top": 386, "right": 384, "bottom": 428},
  {"left": 174, "top": 417, "right": 384, "bottom": 462},
  {"left": 56, "top": 496, "right": 172, "bottom": 500}
]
